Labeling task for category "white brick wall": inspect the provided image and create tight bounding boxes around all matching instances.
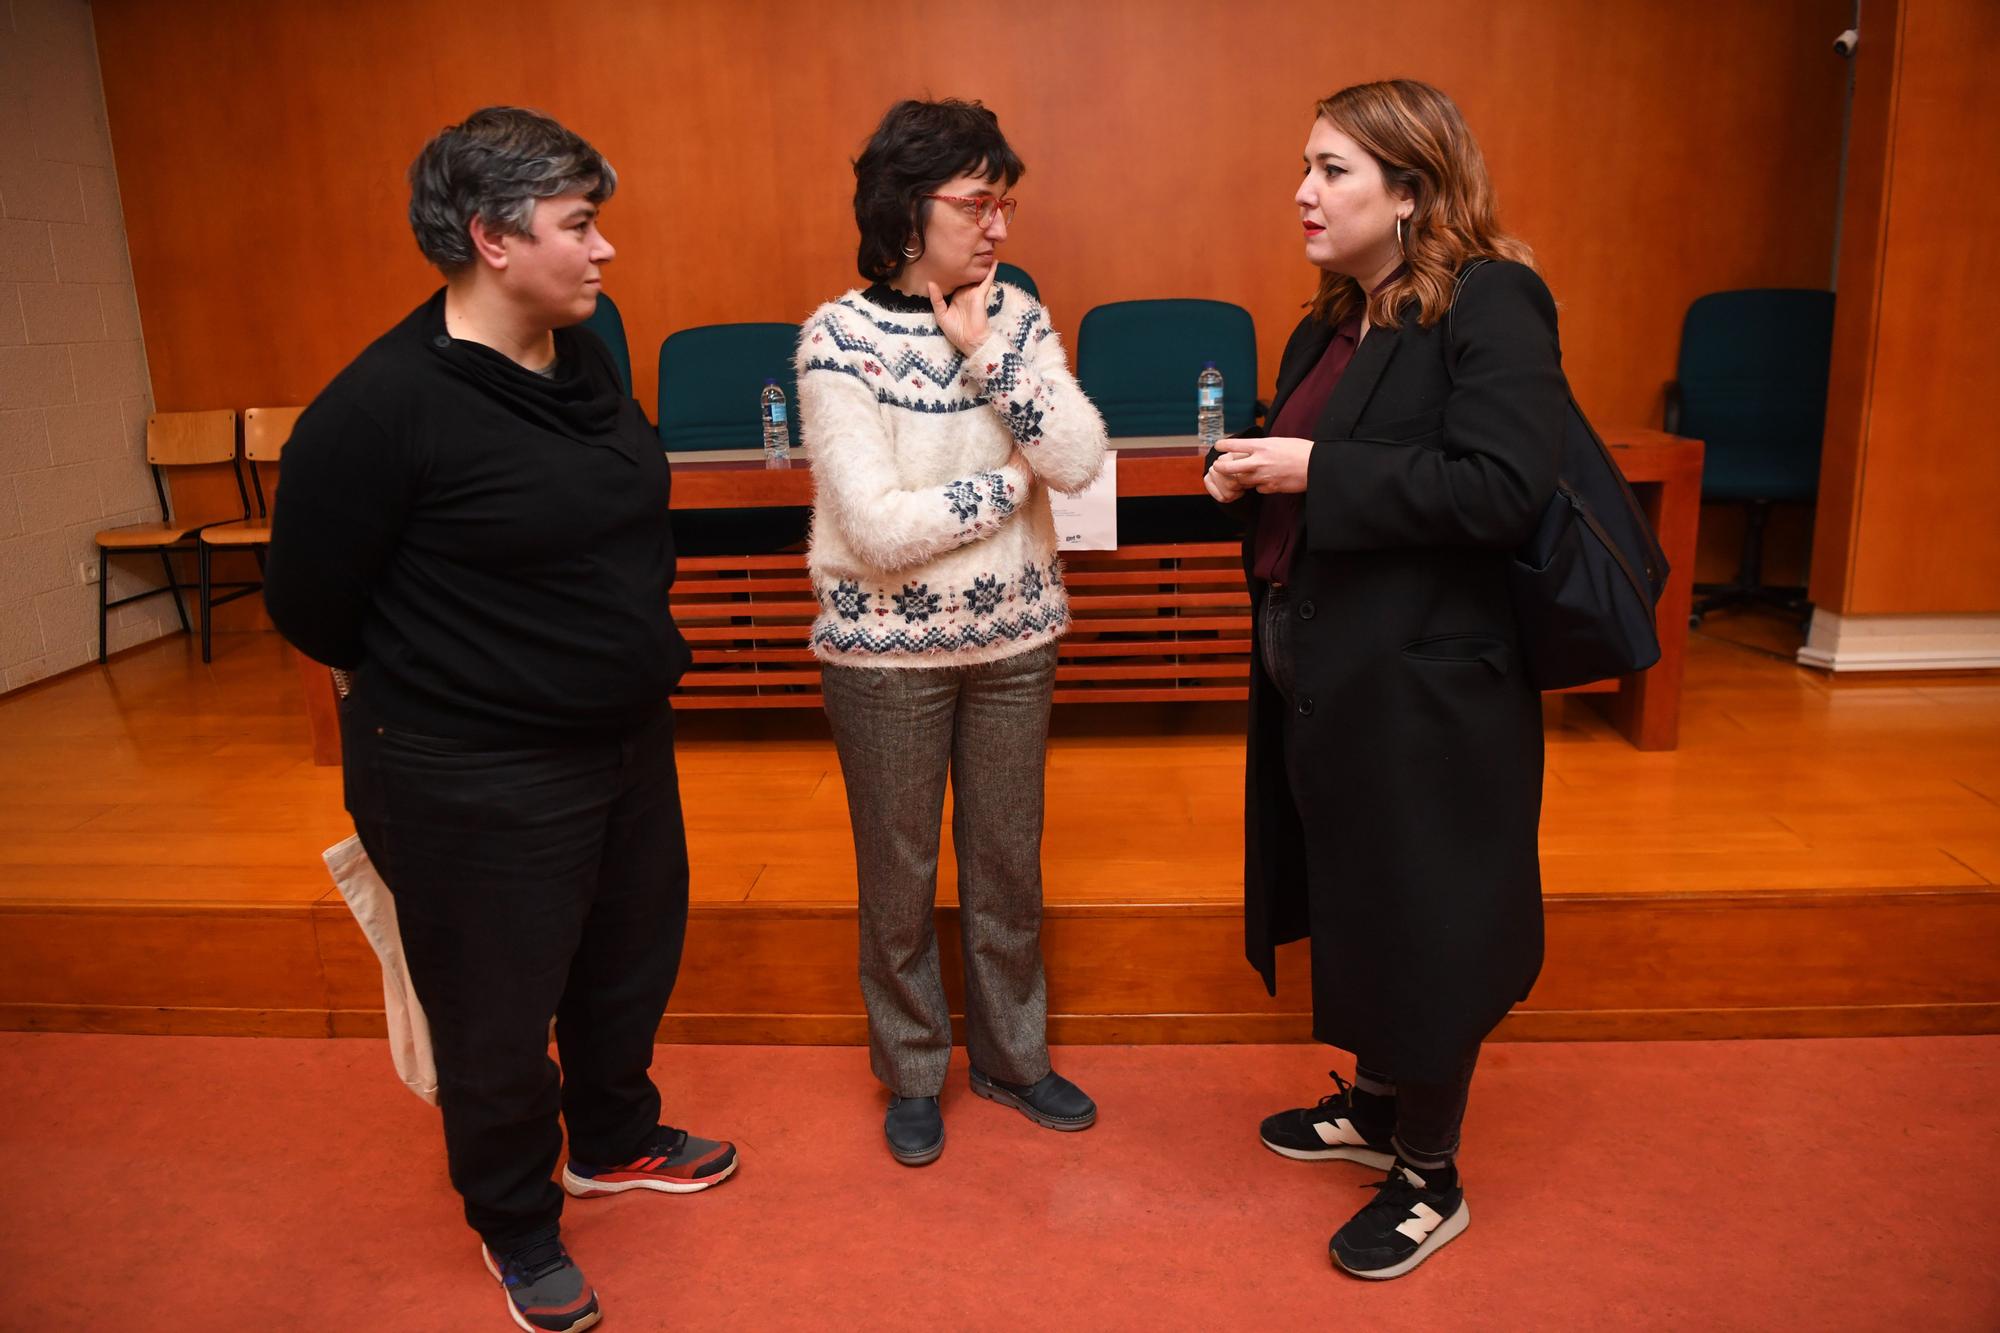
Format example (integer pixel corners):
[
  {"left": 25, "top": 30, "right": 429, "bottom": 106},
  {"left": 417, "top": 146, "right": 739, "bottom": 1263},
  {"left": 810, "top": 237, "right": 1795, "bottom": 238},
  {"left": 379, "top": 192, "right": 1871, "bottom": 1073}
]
[{"left": 0, "top": 0, "right": 174, "bottom": 692}]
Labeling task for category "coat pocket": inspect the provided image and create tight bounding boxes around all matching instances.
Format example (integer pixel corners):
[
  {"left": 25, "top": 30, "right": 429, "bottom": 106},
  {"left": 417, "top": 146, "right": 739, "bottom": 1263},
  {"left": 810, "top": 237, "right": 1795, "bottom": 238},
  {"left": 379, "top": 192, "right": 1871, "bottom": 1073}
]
[
  {"left": 1402, "top": 633, "right": 1511, "bottom": 675},
  {"left": 1359, "top": 407, "right": 1445, "bottom": 442}
]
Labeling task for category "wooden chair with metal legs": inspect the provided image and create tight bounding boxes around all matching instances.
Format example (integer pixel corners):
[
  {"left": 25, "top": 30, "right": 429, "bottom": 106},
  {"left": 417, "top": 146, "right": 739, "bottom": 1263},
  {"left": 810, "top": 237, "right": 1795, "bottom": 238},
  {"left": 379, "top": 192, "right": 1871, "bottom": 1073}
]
[
  {"left": 93, "top": 409, "right": 245, "bottom": 664},
  {"left": 198, "top": 406, "right": 304, "bottom": 662}
]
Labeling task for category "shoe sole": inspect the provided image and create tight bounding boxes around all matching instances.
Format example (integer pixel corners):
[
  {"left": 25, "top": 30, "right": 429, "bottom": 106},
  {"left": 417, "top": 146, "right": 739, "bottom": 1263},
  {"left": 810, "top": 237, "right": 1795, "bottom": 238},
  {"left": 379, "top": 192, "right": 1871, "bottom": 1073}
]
[
  {"left": 560, "top": 1156, "right": 737, "bottom": 1198},
  {"left": 1260, "top": 1136, "right": 1396, "bottom": 1170},
  {"left": 889, "top": 1125, "right": 945, "bottom": 1167},
  {"left": 482, "top": 1245, "right": 602, "bottom": 1333},
  {"left": 1331, "top": 1200, "right": 1471, "bottom": 1281},
  {"left": 969, "top": 1077, "right": 1097, "bottom": 1131}
]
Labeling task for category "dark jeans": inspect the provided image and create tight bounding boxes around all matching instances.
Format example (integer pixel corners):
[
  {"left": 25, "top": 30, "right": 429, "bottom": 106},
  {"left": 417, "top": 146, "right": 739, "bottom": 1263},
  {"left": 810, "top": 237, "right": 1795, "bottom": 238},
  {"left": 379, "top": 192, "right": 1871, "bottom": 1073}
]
[
  {"left": 1261, "top": 585, "right": 1478, "bottom": 1162},
  {"left": 342, "top": 697, "right": 690, "bottom": 1252},
  {"left": 1357, "top": 1051, "right": 1480, "bottom": 1163}
]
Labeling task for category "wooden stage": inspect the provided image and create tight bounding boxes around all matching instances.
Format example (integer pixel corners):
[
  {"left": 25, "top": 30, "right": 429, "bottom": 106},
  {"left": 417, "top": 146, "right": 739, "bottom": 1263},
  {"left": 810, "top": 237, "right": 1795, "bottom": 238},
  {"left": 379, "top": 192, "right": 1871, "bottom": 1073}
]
[{"left": 2, "top": 622, "right": 1997, "bottom": 1043}]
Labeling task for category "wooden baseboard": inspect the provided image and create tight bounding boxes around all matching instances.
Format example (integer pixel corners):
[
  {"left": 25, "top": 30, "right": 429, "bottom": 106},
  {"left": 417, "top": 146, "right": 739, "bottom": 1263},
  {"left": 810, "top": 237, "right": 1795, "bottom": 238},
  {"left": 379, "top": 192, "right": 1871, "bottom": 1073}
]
[
  {"left": 12, "top": 1003, "right": 1996, "bottom": 1044},
  {"left": 6, "top": 883, "right": 1997, "bottom": 1042},
  {"left": 0, "top": 1003, "right": 335, "bottom": 1037},
  {"left": 1496, "top": 1002, "right": 2000, "bottom": 1041}
]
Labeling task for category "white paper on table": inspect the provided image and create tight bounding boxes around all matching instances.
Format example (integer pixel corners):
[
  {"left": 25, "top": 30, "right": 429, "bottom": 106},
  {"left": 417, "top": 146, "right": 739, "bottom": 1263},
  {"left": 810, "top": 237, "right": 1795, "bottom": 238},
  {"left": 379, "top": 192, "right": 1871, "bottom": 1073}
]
[{"left": 1051, "top": 450, "right": 1117, "bottom": 551}]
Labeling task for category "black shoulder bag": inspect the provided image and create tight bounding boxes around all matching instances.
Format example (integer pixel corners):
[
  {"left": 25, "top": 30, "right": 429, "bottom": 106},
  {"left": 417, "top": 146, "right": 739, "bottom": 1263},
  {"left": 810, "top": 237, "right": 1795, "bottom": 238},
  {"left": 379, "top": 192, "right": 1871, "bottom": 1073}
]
[{"left": 1448, "top": 260, "right": 1669, "bottom": 691}]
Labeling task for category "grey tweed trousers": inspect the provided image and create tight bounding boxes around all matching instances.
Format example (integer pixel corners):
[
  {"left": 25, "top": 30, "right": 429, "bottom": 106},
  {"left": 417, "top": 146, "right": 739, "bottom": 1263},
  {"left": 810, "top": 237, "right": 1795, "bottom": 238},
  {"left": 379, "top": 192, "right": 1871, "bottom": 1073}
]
[{"left": 821, "top": 640, "right": 1059, "bottom": 1097}]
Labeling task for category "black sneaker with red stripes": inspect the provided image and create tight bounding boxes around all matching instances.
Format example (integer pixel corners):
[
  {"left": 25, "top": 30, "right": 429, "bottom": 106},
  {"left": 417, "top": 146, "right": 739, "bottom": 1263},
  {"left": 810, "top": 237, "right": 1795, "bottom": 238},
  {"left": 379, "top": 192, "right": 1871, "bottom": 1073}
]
[
  {"left": 562, "top": 1124, "right": 738, "bottom": 1197},
  {"left": 1259, "top": 1070, "right": 1396, "bottom": 1168}
]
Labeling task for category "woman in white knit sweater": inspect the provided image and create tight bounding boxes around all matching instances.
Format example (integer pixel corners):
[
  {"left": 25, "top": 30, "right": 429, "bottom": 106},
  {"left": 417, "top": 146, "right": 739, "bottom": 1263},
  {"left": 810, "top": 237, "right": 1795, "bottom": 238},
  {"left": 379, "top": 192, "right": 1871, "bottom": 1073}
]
[{"left": 797, "top": 98, "right": 1108, "bottom": 1166}]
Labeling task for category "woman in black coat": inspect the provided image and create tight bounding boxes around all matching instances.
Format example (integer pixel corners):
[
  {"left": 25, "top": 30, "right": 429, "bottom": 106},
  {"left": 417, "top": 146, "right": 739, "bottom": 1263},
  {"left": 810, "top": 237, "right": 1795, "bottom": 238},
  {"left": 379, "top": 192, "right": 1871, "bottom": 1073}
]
[{"left": 1206, "top": 79, "right": 1565, "bottom": 1280}]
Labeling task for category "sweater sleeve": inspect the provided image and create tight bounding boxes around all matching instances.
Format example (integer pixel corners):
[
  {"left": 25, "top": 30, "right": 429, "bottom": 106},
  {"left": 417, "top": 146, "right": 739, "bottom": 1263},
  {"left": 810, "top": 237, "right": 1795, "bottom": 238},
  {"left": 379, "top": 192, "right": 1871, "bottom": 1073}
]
[
  {"left": 262, "top": 395, "right": 416, "bottom": 668},
  {"left": 1304, "top": 261, "right": 1564, "bottom": 553},
  {"left": 960, "top": 298, "right": 1108, "bottom": 495},
  {"left": 797, "top": 319, "right": 1033, "bottom": 575}
]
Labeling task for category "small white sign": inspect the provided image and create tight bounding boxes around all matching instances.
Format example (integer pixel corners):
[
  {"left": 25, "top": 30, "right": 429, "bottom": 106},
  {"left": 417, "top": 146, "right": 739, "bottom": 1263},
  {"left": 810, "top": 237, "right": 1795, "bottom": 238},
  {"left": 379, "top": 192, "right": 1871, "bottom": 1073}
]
[{"left": 1052, "top": 451, "right": 1118, "bottom": 550}]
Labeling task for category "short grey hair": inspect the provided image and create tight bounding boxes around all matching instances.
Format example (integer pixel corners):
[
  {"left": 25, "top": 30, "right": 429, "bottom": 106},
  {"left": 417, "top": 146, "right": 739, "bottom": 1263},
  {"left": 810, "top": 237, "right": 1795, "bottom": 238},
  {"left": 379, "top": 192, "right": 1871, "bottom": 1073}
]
[{"left": 407, "top": 106, "right": 617, "bottom": 272}]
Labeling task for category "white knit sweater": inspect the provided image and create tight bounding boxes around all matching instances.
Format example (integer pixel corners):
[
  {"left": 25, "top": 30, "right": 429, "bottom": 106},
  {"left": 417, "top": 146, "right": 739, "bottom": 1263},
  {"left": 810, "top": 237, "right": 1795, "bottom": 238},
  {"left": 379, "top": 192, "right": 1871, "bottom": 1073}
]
[{"left": 796, "top": 281, "right": 1108, "bottom": 668}]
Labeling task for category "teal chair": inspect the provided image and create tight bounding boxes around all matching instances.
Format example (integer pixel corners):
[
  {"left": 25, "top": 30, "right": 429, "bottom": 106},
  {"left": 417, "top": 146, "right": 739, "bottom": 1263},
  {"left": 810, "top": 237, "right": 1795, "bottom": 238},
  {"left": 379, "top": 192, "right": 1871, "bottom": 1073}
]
[
  {"left": 1077, "top": 299, "right": 1260, "bottom": 542},
  {"left": 657, "top": 322, "right": 807, "bottom": 554},
  {"left": 1076, "top": 299, "right": 1260, "bottom": 438},
  {"left": 576, "top": 291, "right": 633, "bottom": 396},
  {"left": 995, "top": 261, "right": 1039, "bottom": 301},
  {"left": 1665, "top": 289, "right": 1834, "bottom": 626},
  {"left": 657, "top": 322, "right": 801, "bottom": 452}
]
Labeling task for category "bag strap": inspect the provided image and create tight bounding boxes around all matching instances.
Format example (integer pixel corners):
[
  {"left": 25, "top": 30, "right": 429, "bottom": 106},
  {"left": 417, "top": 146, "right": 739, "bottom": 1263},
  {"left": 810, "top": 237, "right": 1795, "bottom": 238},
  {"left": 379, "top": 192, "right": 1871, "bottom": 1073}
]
[{"left": 1444, "top": 257, "right": 1492, "bottom": 375}]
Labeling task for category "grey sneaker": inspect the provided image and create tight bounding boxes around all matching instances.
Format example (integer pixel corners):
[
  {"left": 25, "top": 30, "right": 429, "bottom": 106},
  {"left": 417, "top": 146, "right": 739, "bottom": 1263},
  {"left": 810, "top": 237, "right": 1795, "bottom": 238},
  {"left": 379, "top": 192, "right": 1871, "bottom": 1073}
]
[
  {"left": 480, "top": 1235, "right": 601, "bottom": 1332},
  {"left": 562, "top": 1124, "right": 738, "bottom": 1196}
]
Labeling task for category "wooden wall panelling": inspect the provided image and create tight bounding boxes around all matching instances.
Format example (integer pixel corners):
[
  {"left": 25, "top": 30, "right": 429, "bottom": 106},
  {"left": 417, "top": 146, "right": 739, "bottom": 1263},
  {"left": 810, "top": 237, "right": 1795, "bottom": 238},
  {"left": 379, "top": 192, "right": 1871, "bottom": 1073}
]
[
  {"left": 93, "top": 0, "right": 1849, "bottom": 432},
  {"left": 1808, "top": 0, "right": 1904, "bottom": 612},
  {"left": 1843, "top": 0, "right": 2000, "bottom": 612}
]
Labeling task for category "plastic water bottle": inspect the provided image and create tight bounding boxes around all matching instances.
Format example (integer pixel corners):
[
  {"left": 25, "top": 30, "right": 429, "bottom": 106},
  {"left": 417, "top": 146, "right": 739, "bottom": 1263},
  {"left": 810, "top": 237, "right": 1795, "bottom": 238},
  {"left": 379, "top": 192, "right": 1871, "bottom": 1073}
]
[
  {"left": 1196, "top": 362, "right": 1224, "bottom": 454},
  {"left": 760, "top": 379, "right": 791, "bottom": 469}
]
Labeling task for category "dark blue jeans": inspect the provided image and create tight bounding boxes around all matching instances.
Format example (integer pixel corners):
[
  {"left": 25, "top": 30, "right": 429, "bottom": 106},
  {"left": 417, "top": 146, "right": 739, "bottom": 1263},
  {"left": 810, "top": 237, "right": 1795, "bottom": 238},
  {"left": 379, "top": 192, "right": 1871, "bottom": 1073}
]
[{"left": 342, "top": 696, "right": 689, "bottom": 1251}]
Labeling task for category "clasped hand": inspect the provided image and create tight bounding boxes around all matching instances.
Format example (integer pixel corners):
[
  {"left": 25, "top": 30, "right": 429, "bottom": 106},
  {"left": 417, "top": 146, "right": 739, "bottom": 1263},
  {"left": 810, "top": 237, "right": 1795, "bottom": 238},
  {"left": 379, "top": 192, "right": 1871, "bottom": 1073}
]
[{"left": 1205, "top": 437, "right": 1314, "bottom": 501}]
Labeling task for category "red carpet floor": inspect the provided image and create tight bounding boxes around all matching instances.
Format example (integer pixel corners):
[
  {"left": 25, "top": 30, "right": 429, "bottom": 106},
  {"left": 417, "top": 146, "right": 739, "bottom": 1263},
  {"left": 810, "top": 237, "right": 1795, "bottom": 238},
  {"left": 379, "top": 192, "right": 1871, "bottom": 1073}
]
[{"left": 2, "top": 1033, "right": 1995, "bottom": 1330}]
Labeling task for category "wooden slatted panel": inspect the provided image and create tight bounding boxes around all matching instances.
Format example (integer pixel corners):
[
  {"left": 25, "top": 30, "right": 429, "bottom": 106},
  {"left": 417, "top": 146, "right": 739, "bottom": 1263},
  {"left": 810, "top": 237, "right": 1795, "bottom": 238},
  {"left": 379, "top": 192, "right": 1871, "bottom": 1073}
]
[
  {"left": 666, "top": 543, "right": 1261, "bottom": 708},
  {"left": 663, "top": 543, "right": 1627, "bottom": 709}
]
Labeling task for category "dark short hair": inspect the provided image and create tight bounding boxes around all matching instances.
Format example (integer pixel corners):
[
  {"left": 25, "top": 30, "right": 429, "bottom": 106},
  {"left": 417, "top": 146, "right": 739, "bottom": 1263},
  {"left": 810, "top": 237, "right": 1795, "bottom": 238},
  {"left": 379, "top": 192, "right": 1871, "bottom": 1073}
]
[
  {"left": 852, "top": 99, "right": 1023, "bottom": 283},
  {"left": 407, "top": 106, "right": 616, "bottom": 273}
]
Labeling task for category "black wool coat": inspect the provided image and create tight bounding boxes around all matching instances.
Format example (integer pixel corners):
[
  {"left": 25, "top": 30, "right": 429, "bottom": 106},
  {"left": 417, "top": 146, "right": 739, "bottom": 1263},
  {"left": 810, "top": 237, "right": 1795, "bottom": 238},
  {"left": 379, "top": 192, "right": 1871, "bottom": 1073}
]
[{"left": 1214, "top": 260, "right": 1566, "bottom": 1080}]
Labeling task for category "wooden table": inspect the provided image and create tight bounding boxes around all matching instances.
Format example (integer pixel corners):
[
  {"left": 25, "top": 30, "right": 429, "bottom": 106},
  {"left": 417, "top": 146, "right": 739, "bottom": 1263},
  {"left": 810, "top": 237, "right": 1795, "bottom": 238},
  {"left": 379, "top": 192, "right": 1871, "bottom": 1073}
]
[{"left": 294, "top": 430, "right": 1701, "bottom": 761}]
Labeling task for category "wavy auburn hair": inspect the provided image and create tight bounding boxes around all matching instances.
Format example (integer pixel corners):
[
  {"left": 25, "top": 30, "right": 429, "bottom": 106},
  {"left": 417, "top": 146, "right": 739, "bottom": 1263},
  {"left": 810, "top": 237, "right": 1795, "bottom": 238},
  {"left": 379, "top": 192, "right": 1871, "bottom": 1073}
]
[{"left": 1310, "top": 80, "right": 1533, "bottom": 330}]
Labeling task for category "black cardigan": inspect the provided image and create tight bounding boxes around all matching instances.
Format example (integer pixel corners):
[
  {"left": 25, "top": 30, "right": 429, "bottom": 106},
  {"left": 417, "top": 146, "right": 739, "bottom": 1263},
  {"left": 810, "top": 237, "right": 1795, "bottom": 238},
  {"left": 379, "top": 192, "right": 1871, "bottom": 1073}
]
[{"left": 265, "top": 290, "right": 690, "bottom": 744}]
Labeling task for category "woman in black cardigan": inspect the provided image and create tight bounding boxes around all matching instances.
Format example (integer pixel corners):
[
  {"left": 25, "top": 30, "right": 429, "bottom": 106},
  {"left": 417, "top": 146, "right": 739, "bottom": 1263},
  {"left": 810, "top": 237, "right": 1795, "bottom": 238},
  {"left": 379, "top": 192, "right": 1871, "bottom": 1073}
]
[
  {"left": 266, "top": 108, "right": 734, "bottom": 1333},
  {"left": 1206, "top": 79, "right": 1564, "bottom": 1280}
]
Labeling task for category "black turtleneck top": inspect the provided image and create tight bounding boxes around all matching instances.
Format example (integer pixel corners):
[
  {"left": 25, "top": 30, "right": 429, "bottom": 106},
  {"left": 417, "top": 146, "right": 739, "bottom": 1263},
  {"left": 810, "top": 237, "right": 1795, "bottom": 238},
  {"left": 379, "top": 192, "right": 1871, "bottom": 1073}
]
[{"left": 265, "top": 289, "right": 691, "bottom": 744}]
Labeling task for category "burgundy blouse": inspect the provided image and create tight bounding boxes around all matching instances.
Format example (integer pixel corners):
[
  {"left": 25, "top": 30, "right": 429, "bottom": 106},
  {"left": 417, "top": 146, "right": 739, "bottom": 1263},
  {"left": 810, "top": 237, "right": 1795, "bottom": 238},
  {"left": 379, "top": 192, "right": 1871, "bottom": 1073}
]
[{"left": 1250, "top": 313, "right": 1362, "bottom": 583}]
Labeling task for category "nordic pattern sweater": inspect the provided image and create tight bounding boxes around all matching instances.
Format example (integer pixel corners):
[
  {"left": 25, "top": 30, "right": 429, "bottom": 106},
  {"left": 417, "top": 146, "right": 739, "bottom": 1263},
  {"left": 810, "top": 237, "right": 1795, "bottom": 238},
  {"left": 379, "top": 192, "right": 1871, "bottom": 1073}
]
[{"left": 796, "top": 281, "right": 1108, "bottom": 668}]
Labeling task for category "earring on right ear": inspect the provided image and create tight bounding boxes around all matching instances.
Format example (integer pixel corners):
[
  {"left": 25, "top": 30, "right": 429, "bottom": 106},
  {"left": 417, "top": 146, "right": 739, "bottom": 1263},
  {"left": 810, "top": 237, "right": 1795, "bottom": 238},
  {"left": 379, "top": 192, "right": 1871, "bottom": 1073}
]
[{"left": 901, "top": 241, "right": 922, "bottom": 260}]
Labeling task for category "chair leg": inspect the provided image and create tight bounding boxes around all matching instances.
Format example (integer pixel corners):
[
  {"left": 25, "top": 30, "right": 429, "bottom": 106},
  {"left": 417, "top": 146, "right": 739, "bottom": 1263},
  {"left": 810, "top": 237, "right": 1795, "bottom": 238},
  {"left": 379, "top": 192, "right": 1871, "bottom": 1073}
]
[
  {"left": 199, "top": 542, "right": 212, "bottom": 664},
  {"left": 159, "top": 548, "right": 191, "bottom": 636},
  {"left": 1740, "top": 501, "right": 1770, "bottom": 589},
  {"left": 97, "top": 547, "right": 109, "bottom": 665},
  {"left": 1692, "top": 500, "right": 1810, "bottom": 625}
]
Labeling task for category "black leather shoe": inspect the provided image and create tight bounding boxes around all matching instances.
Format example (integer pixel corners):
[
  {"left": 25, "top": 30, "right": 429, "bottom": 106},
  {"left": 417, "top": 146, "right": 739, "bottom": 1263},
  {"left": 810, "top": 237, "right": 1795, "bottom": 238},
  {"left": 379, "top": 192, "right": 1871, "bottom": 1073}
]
[
  {"left": 969, "top": 1068, "right": 1097, "bottom": 1131},
  {"left": 885, "top": 1095, "right": 944, "bottom": 1165}
]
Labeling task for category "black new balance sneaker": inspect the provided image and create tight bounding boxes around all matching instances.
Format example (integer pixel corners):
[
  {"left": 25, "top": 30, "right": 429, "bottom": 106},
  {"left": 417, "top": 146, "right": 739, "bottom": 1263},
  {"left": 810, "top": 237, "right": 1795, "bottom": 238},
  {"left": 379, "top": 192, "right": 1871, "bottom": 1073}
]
[
  {"left": 1328, "top": 1158, "right": 1470, "bottom": 1280},
  {"left": 1259, "top": 1070, "right": 1396, "bottom": 1168},
  {"left": 481, "top": 1234, "right": 600, "bottom": 1332}
]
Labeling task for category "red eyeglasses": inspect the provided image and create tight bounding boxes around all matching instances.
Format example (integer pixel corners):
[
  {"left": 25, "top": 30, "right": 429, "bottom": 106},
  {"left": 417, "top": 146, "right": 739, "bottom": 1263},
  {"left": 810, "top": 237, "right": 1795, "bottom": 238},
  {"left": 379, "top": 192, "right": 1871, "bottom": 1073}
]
[{"left": 922, "top": 194, "right": 1018, "bottom": 227}]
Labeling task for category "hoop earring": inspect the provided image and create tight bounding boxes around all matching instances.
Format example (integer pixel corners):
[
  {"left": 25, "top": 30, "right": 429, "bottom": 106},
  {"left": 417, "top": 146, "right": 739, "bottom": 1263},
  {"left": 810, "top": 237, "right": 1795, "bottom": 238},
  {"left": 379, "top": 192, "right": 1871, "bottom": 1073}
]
[
  {"left": 901, "top": 242, "right": 922, "bottom": 260},
  {"left": 1396, "top": 216, "right": 1407, "bottom": 252}
]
